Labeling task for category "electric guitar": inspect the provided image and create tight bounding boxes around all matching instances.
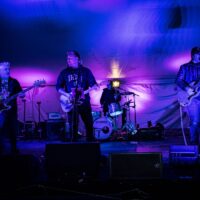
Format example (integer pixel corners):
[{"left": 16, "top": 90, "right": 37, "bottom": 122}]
[
  {"left": 60, "top": 84, "right": 100, "bottom": 112},
  {"left": 0, "top": 79, "right": 46, "bottom": 113},
  {"left": 177, "top": 80, "right": 200, "bottom": 107}
]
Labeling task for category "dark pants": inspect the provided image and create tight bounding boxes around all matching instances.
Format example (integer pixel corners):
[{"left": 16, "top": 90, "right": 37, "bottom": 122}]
[
  {"left": 186, "top": 99, "right": 200, "bottom": 145},
  {"left": 67, "top": 101, "right": 94, "bottom": 141},
  {"left": 0, "top": 111, "right": 18, "bottom": 154}
]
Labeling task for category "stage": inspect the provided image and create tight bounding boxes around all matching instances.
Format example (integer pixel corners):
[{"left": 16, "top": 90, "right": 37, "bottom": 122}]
[{"left": 1, "top": 129, "right": 200, "bottom": 199}]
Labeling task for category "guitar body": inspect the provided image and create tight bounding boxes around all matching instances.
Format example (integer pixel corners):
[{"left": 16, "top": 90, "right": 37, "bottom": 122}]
[
  {"left": 59, "top": 85, "right": 100, "bottom": 113},
  {"left": 60, "top": 95, "right": 73, "bottom": 113},
  {"left": 60, "top": 90, "right": 85, "bottom": 113},
  {"left": 177, "top": 81, "right": 200, "bottom": 107}
]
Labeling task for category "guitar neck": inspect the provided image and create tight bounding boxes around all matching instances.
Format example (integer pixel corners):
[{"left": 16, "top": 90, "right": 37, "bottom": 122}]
[
  {"left": 83, "top": 85, "right": 99, "bottom": 95},
  {"left": 83, "top": 88, "right": 92, "bottom": 95},
  {"left": 5, "top": 85, "right": 35, "bottom": 104}
]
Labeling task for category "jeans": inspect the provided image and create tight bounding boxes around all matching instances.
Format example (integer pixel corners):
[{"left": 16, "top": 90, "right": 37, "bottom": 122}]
[
  {"left": 186, "top": 99, "right": 200, "bottom": 145},
  {"left": 0, "top": 111, "right": 18, "bottom": 154}
]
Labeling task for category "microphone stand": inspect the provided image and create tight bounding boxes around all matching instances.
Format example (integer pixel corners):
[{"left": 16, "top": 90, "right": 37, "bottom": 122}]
[
  {"left": 119, "top": 87, "right": 138, "bottom": 127},
  {"left": 132, "top": 94, "right": 137, "bottom": 127},
  {"left": 71, "top": 88, "right": 79, "bottom": 141},
  {"left": 21, "top": 99, "right": 26, "bottom": 137},
  {"left": 37, "top": 101, "right": 42, "bottom": 139},
  {"left": 71, "top": 67, "right": 81, "bottom": 142}
]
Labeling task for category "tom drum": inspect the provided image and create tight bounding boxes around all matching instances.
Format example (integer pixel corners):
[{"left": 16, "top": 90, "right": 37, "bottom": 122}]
[{"left": 108, "top": 103, "right": 122, "bottom": 117}]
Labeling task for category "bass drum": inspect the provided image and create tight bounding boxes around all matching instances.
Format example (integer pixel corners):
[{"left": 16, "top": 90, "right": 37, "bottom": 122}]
[{"left": 93, "top": 117, "right": 113, "bottom": 140}]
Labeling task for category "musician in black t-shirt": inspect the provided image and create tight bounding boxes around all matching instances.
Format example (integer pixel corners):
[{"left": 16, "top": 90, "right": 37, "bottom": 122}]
[
  {"left": 0, "top": 62, "right": 24, "bottom": 154},
  {"left": 56, "top": 50, "right": 98, "bottom": 141},
  {"left": 100, "top": 80, "right": 121, "bottom": 117}
]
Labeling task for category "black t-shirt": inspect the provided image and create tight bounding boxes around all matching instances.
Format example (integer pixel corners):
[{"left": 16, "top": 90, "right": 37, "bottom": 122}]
[
  {"left": 100, "top": 88, "right": 121, "bottom": 113},
  {"left": 56, "top": 65, "right": 97, "bottom": 102},
  {"left": 0, "top": 77, "right": 22, "bottom": 114}
]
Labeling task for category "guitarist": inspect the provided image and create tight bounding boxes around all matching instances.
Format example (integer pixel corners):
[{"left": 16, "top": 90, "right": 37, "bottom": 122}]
[
  {"left": 56, "top": 50, "right": 98, "bottom": 142},
  {"left": 176, "top": 47, "right": 200, "bottom": 146},
  {"left": 0, "top": 62, "right": 25, "bottom": 155}
]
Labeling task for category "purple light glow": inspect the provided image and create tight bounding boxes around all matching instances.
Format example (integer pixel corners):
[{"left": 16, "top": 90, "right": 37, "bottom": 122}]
[
  {"left": 11, "top": 67, "right": 54, "bottom": 86},
  {"left": 132, "top": 91, "right": 152, "bottom": 112},
  {"left": 166, "top": 53, "right": 190, "bottom": 72}
]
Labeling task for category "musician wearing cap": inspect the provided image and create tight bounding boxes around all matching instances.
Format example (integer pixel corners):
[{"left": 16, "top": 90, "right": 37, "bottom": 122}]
[
  {"left": 176, "top": 47, "right": 200, "bottom": 146},
  {"left": 56, "top": 50, "right": 99, "bottom": 142},
  {"left": 100, "top": 80, "right": 121, "bottom": 117},
  {"left": 0, "top": 62, "right": 25, "bottom": 154}
]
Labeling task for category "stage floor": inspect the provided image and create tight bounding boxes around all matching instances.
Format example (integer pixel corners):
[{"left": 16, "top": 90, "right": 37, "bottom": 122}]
[{"left": 1, "top": 130, "right": 200, "bottom": 199}]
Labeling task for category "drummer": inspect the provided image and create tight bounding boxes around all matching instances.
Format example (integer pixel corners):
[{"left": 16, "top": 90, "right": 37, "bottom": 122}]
[{"left": 100, "top": 80, "right": 121, "bottom": 117}]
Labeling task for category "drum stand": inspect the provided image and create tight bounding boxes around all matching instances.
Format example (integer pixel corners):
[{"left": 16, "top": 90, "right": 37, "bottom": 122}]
[
  {"left": 20, "top": 99, "right": 26, "bottom": 138},
  {"left": 112, "top": 116, "right": 118, "bottom": 131},
  {"left": 121, "top": 93, "right": 138, "bottom": 137},
  {"left": 36, "top": 101, "right": 42, "bottom": 139}
]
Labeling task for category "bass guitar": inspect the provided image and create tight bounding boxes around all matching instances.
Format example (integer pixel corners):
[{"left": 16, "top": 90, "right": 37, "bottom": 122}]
[
  {"left": 60, "top": 85, "right": 100, "bottom": 112},
  {"left": 0, "top": 79, "right": 46, "bottom": 113},
  {"left": 177, "top": 80, "right": 200, "bottom": 107}
]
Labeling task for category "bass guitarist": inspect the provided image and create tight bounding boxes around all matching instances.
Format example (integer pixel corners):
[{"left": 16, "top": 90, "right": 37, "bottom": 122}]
[
  {"left": 176, "top": 47, "right": 200, "bottom": 146},
  {"left": 0, "top": 62, "right": 25, "bottom": 155},
  {"left": 56, "top": 50, "right": 98, "bottom": 142}
]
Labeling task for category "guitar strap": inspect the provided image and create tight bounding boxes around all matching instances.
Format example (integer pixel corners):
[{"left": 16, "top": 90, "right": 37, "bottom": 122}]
[
  {"left": 71, "top": 67, "right": 82, "bottom": 141},
  {"left": 179, "top": 105, "right": 188, "bottom": 146},
  {"left": 75, "top": 67, "right": 82, "bottom": 102}
]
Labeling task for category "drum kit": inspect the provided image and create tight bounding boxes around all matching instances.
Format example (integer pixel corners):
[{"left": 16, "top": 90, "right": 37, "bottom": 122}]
[{"left": 93, "top": 90, "right": 138, "bottom": 141}]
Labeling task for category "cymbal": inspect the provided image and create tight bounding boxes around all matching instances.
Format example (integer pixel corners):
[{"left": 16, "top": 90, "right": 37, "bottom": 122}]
[{"left": 120, "top": 92, "right": 135, "bottom": 95}]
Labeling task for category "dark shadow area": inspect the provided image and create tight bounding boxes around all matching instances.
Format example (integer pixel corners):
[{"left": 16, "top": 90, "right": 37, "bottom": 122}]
[{"left": 0, "top": 130, "right": 200, "bottom": 199}]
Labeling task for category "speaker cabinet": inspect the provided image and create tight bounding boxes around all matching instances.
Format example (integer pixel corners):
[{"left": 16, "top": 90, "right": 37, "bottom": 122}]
[
  {"left": 46, "top": 119, "right": 65, "bottom": 140},
  {"left": 0, "top": 154, "right": 40, "bottom": 189},
  {"left": 45, "top": 142, "right": 101, "bottom": 181},
  {"left": 109, "top": 152, "right": 162, "bottom": 180},
  {"left": 135, "top": 127, "right": 163, "bottom": 140}
]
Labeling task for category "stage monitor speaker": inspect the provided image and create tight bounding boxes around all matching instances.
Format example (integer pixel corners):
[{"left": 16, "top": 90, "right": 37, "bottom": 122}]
[
  {"left": 45, "top": 142, "right": 101, "bottom": 181},
  {"left": 0, "top": 154, "right": 40, "bottom": 189},
  {"left": 136, "top": 128, "right": 163, "bottom": 140},
  {"left": 109, "top": 152, "right": 162, "bottom": 180},
  {"left": 169, "top": 145, "right": 198, "bottom": 165}
]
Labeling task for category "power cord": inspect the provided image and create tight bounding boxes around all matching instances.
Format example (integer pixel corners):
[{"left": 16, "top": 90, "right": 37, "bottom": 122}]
[{"left": 179, "top": 104, "right": 188, "bottom": 145}]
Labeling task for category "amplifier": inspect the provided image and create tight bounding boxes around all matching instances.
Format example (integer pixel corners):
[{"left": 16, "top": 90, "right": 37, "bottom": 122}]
[
  {"left": 48, "top": 112, "right": 62, "bottom": 120},
  {"left": 46, "top": 119, "right": 65, "bottom": 140},
  {"left": 133, "top": 127, "right": 163, "bottom": 140}
]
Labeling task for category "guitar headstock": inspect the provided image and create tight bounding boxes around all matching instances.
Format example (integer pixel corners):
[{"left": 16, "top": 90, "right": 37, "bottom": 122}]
[{"left": 33, "top": 79, "right": 46, "bottom": 87}]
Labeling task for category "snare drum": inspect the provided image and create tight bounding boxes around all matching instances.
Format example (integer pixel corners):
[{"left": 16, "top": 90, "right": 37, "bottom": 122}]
[
  {"left": 108, "top": 103, "right": 122, "bottom": 117},
  {"left": 93, "top": 117, "right": 113, "bottom": 140}
]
